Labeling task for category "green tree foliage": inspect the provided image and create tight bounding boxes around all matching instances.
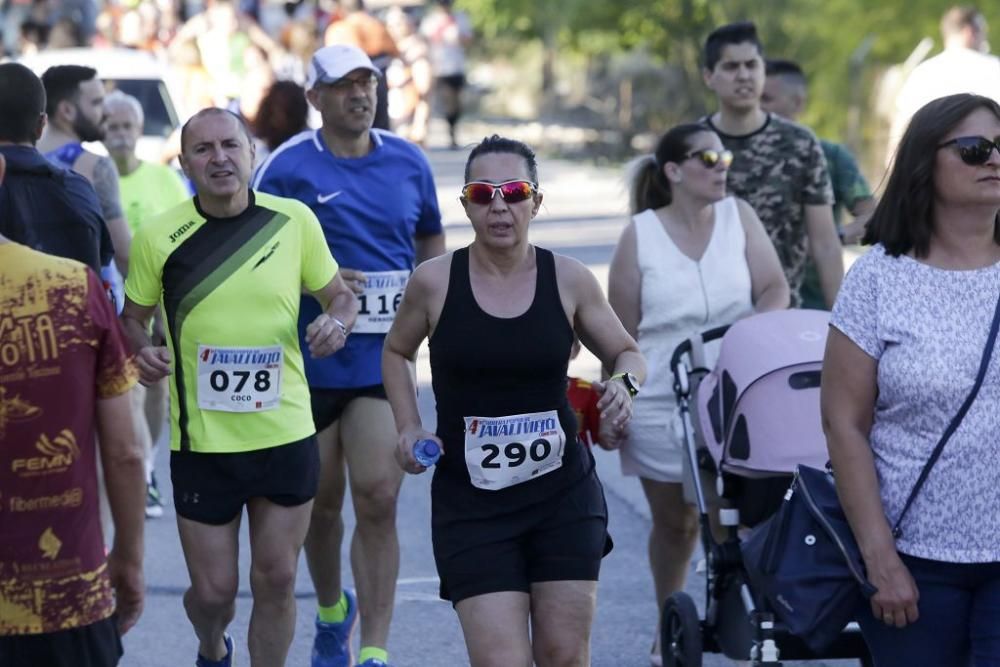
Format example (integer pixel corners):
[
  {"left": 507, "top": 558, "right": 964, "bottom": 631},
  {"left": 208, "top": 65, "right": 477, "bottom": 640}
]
[{"left": 457, "top": 0, "right": 998, "bottom": 149}]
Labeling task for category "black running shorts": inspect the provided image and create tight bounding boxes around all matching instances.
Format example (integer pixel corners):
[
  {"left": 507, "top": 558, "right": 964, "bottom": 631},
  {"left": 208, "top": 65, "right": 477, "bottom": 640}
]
[
  {"left": 432, "top": 470, "right": 613, "bottom": 604},
  {"left": 170, "top": 435, "right": 319, "bottom": 525},
  {"left": 0, "top": 615, "right": 122, "bottom": 667},
  {"left": 310, "top": 385, "right": 388, "bottom": 433}
]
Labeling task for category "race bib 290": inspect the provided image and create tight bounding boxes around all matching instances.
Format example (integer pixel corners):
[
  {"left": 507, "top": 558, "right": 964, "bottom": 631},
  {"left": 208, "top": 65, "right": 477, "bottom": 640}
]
[
  {"left": 196, "top": 345, "right": 283, "bottom": 412},
  {"left": 463, "top": 410, "right": 565, "bottom": 491}
]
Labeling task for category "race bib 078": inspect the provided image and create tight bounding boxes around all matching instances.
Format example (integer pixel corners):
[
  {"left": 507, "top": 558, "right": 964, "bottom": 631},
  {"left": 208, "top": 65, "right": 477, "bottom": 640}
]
[
  {"left": 463, "top": 410, "right": 565, "bottom": 491},
  {"left": 196, "top": 345, "right": 283, "bottom": 412},
  {"left": 353, "top": 270, "right": 409, "bottom": 334}
]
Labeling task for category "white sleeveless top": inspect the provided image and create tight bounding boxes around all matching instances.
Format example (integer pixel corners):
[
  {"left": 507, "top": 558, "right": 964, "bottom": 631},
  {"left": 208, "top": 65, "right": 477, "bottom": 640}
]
[{"left": 620, "top": 196, "right": 754, "bottom": 482}]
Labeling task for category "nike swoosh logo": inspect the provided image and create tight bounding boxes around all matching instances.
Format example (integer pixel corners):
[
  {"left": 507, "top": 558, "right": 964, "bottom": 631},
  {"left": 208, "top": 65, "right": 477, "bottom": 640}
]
[{"left": 317, "top": 191, "right": 343, "bottom": 204}]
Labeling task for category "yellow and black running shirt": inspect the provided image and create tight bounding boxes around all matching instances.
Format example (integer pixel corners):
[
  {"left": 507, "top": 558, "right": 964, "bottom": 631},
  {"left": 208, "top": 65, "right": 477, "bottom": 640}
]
[{"left": 125, "top": 191, "right": 339, "bottom": 453}]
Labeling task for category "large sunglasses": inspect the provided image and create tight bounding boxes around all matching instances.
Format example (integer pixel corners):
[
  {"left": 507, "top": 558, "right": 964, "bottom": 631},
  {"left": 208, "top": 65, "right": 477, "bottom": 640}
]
[
  {"left": 684, "top": 149, "right": 734, "bottom": 169},
  {"left": 938, "top": 135, "right": 1000, "bottom": 166},
  {"left": 461, "top": 180, "right": 537, "bottom": 205}
]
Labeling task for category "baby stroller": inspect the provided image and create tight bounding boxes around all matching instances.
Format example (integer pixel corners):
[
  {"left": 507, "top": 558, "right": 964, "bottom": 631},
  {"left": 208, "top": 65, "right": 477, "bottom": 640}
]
[{"left": 662, "top": 309, "right": 872, "bottom": 666}]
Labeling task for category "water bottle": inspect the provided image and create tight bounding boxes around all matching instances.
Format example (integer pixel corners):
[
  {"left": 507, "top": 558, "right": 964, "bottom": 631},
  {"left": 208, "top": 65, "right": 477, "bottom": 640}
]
[{"left": 413, "top": 439, "right": 441, "bottom": 467}]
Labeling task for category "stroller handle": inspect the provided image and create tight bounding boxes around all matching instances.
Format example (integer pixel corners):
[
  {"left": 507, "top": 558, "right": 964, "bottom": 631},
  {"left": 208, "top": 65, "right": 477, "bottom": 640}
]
[{"left": 669, "top": 324, "right": 731, "bottom": 377}]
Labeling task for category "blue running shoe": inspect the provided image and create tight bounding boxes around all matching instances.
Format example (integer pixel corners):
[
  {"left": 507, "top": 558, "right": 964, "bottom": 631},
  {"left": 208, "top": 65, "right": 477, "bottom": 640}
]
[
  {"left": 312, "top": 589, "right": 358, "bottom": 667},
  {"left": 196, "top": 633, "right": 234, "bottom": 667},
  {"left": 355, "top": 660, "right": 391, "bottom": 667}
]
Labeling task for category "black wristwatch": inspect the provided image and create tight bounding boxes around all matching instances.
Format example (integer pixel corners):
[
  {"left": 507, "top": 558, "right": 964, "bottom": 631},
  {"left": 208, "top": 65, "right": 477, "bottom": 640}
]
[{"left": 610, "top": 372, "right": 640, "bottom": 398}]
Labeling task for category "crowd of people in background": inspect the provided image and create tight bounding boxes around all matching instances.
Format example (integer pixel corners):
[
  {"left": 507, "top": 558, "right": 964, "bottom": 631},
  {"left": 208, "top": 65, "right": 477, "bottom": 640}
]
[
  {"left": 2, "top": 1, "right": 1000, "bottom": 667},
  {"left": 1, "top": 0, "right": 471, "bottom": 149}
]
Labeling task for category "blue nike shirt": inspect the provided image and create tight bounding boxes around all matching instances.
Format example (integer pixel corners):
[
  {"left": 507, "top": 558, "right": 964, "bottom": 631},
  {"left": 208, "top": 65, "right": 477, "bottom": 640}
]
[{"left": 253, "top": 128, "right": 443, "bottom": 388}]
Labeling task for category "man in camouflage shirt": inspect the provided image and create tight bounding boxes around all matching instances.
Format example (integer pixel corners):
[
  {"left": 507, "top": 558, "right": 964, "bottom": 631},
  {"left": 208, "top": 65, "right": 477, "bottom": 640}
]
[
  {"left": 700, "top": 21, "right": 843, "bottom": 307},
  {"left": 761, "top": 58, "right": 876, "bottom": 308}
]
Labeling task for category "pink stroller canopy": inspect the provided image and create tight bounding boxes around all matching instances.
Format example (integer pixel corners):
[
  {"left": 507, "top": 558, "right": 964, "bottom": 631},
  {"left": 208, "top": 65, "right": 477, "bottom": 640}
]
[{"left": 695, "top": 309, "right": 831, "bottom": 477}]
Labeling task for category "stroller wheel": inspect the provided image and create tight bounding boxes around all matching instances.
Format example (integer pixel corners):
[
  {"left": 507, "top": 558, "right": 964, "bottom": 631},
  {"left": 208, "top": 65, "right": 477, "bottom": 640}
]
[{"left": 661, "top": 591, "right": 702, "bottom": 667}]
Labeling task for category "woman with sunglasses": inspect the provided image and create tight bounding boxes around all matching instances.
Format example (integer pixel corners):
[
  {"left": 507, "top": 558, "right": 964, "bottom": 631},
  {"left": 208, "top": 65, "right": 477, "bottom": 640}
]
[
  {"left": 383, "top": 134, "right": 645, "bottom": 666},
  {"left": 607, "top": 122, "right": 788, "bottom": 665},
  {"left": 823, "top": 93, "right": 1000, "bottom": 665}
]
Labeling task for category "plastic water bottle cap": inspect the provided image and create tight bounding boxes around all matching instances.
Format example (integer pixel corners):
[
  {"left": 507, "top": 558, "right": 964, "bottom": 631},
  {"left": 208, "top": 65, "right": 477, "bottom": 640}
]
[{"left": 413, "top": 439, "right": 441, "bottom": 466}]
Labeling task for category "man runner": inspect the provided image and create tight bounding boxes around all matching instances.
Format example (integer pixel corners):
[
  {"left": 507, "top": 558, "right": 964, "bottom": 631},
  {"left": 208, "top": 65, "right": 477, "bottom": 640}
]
[
  {"left": 121, "top": 108, "right": 357, "bottom": 667},
  {"left": 0, "top": 149, "right": 146, "bottom": 667},
  {"left": 38, "top": 65, "right": 132, "bottom": 298},
  {"left": 254, "top": 44, "right": 445, "bottom": 667}
]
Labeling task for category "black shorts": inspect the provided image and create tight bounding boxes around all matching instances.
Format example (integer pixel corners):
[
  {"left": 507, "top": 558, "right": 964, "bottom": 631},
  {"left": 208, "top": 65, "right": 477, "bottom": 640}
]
[
  {"left": 170, "top": 436, "right": 319, "bottom": 525},
  {"left": 310, "top": 385, "right": 388, "bottom": 433},
  {"left": 0, "top": 615, "right": 121, "bottom": 667},
  {"left": 432, "top": 470, "right": 613, "bottom": 604}
]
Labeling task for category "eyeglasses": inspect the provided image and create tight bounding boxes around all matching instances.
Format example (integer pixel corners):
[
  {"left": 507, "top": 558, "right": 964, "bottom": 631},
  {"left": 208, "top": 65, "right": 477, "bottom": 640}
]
[
  {"left": 938, "top": 135, "right": 1000, "bottom": 166},
  {"left": 461, "top": 180, "right": 537, "bottom": 205},
  {"left": 325, "top": 72, "right": 378, "bottom": 91},
  {"left": 684, "top": 149, "right": 734, "bottom": 169}
]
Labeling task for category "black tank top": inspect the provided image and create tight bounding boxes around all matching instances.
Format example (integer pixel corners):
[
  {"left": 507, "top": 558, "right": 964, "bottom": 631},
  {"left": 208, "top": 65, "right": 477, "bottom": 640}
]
[{"left": 429, "top": 246, "right": 590, "bottom": 515}]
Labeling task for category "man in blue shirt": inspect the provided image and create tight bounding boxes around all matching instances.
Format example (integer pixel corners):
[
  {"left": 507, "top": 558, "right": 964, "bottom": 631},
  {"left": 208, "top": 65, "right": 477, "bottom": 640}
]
[{"left": 254, "top": 44, "right": 445, "bottom": 667}]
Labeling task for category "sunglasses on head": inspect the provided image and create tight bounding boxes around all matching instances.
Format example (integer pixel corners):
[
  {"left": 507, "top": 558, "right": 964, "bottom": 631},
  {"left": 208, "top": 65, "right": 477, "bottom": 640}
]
[
  {"left": 938, "top": 135, "right": 1000, "bottom": 166},
  {"left": 684, "top": 149, "right": 734, "bottom": 169},
  {"left": 461, "top": 180, "right": 537, "bottom": 205}
]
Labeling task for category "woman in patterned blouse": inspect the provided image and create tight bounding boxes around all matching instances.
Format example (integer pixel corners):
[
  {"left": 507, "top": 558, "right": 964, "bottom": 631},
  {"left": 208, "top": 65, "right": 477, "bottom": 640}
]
[{"left": 823, "top": 93, "right": 1000, "bottom": 666}]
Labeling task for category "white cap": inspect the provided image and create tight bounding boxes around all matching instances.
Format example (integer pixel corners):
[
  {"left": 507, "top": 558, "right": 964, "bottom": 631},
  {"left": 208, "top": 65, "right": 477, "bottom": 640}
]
[{"left": 306, "top": 45, "right": 380, "bottom": 90}]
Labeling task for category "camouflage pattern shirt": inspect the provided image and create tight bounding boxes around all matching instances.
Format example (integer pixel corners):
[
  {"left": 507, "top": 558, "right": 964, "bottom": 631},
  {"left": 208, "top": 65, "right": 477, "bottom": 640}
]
[
  {"left": 801, "top": 140, "right": 874, "bottom": 309},
  {"left": 704, "top": 114, "right": 834, "bottom": 306},
  {"left": 821, "top": 139, "right": 872, "bottom": 227}
]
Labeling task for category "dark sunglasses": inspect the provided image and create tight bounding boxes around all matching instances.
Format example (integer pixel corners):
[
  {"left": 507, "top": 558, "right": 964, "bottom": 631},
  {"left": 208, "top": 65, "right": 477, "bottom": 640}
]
[
  {"left": 461, "top": 180, "right": 537, "bottom": 205},
  {"left": 684, "top": 149, "right": 734, "bottom": 169},
  {"left": 938, "top": 135, "right": 1000, "bottom": 166}
]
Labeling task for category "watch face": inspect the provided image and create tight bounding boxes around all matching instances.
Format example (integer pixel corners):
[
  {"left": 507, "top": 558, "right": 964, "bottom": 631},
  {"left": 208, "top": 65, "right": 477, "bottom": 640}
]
[{"left": 619, "top": 372, "right": 639, "bottom": 396}]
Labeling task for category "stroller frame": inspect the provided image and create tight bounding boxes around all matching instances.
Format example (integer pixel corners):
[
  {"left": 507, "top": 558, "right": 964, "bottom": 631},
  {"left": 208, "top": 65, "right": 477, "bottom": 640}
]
[{"left": 662, "top": 325, "right": 872, "bottom": 667}]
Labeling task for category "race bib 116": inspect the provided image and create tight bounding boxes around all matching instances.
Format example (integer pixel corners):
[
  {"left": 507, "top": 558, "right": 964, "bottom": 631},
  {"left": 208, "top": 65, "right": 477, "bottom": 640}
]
[
  {"left": 353, "top": 270, "right": 409, "bottom": 334},
  {"left": 196, "top": 345, "right": 283, "bottom": 412}
]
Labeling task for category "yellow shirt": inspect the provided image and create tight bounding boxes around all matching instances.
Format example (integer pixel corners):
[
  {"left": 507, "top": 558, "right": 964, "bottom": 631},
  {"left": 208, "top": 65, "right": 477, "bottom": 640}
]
[
  {"left": 119, "top": 161, "right": 190, "bottom": 235},
  {"left": 125, "top": 191, "right": 338, "bottom": 453}
]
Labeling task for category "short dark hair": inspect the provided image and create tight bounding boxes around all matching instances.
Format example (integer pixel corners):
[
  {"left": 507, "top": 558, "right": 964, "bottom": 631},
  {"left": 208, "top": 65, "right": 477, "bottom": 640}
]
[
  {"left": 463, "top": 134, "right": 539, "bottom": 186},
  {"left": 0, "top": 63, "right": 47, "bottom": 143},
  {"left": 941, "top": 5, "right": 982, "bottom": 38},
  {"left": 41, "top": 65, "right": 97, "bottom": 117},
  {"left": 864, "top": 93, "right": 1000, "bottom": 257},
  {"left": 180, "top": 107, "right": 253, "bottom": 153},
  {"left": 703, "top": 21, "right": 763, "bottom": 71},
  {"left": 765, "top": 58, "right": 806, "bottom": 87},
  {"left": 627, "top": 123, "right": 710, "bottom": 214}
]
